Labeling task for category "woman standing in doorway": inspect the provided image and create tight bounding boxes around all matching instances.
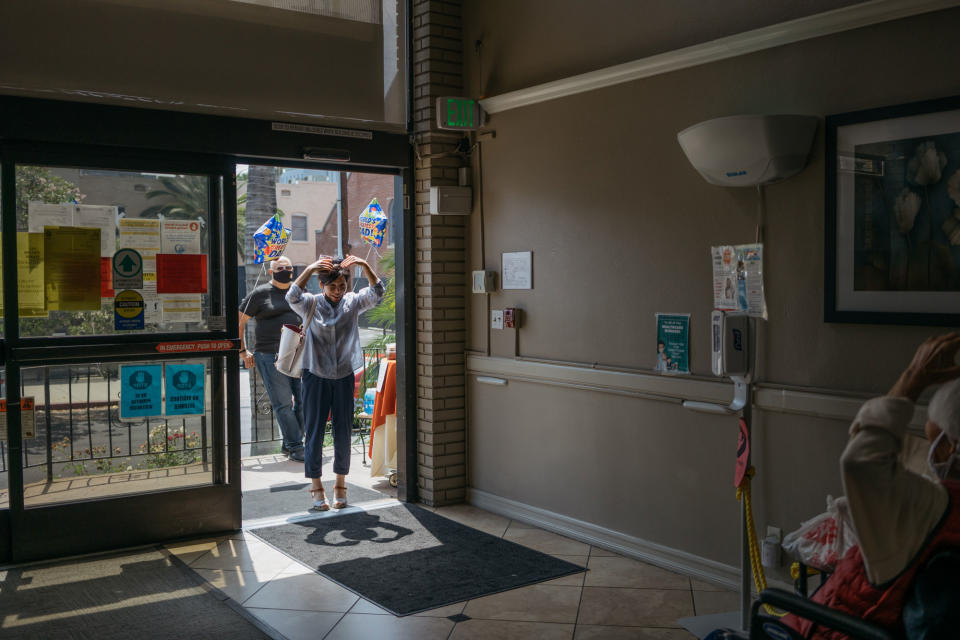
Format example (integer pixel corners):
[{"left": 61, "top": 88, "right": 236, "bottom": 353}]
[{"left": 286, "top": 255, "right": 384, "bottom": 510}]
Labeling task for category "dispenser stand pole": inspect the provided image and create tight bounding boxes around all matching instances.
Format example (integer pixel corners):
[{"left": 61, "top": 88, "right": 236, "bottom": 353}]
[{"left": 739, "top": 392, "right": 752, "bottom": 630}]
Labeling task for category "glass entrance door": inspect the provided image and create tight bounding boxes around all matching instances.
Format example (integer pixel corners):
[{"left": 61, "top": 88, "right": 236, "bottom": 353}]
[{"left": 0, "top": 145, "right": 240, "bottom": 562}]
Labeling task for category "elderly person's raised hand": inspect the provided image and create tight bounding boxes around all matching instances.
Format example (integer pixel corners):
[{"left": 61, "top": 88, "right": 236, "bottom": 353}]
[{"left": 889, "top": 333, "right": 960, "bottom": 403}]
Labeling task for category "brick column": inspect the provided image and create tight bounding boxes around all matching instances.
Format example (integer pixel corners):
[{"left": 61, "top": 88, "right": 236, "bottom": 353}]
[{"left": 412, "top": 0, "right": 466, "bottom": 506}]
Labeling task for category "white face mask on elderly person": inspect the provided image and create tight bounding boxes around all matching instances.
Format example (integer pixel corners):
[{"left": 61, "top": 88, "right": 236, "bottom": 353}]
[
  {"left": 927, "top": 432, "right": 958, "bottom": 480},
  {"left": 925, "top": 376, "right": 960, "bottom": 481}
]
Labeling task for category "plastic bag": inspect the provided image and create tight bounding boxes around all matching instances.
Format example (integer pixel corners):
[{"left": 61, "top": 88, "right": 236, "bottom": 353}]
[{"left": 782, "top": 495, "right": 858, "bottom": 572}]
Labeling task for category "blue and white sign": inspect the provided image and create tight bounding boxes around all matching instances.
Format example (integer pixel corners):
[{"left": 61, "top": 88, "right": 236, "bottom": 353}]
[
  {"left": 120, "top": 364, "right": 163, "bottom": 419},
  {"left": 165, "top": 364, "right": 205, "bottom": 416}
]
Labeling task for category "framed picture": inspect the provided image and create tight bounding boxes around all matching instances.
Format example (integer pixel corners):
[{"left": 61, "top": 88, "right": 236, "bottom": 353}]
[{"left": 826, "top": 94, "right": 960, "bottom": 325}]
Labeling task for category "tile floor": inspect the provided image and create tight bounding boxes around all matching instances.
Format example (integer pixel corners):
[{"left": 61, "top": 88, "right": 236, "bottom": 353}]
[{"left": 167, "top": 500, "right": 738, "bottom": 639}]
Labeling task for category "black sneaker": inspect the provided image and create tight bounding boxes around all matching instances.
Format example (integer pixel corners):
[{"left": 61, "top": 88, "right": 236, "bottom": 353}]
[{"left": 287, "top": 449, "right": 305, "bottom": 462}]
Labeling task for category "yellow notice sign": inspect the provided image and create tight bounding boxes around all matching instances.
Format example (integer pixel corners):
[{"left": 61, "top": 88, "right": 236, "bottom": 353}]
[
  {"left": 0, "top": 232, "right": 48, "bottom": 317},
  {"left": 44, "top": 226, "right": 101, "bottom": 311}
]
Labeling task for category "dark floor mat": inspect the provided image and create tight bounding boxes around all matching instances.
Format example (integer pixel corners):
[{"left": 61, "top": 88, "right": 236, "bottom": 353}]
[
  {"left": 242, "top": 479, "right": 387, "bottom": 520},
  {"left": 249, "top": 503, "right": 585, "bottom": 616},
  {"left": 0, "top": 548, "right": 273, "bottom": 640}
]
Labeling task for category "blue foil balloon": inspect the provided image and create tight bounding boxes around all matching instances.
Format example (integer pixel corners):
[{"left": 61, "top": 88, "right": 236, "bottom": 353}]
[
  {"left": 252, "top": 214, "right": 290, "bottom": 264},
  {"left": 359, "top": 198, "right": 387, "bottom": 248}
]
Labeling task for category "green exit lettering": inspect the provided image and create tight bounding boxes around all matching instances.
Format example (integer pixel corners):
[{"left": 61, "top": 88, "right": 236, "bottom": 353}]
[{"left": 446, "top": 98, "right": 474, "bottom": 128}]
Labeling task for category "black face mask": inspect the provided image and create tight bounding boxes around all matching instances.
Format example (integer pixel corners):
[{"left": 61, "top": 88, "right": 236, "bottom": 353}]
[{"left": 273, "top": 270, "right": 294, "bottom": 283}]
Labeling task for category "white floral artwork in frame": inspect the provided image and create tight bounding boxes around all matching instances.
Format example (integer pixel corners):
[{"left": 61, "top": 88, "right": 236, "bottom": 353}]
[{"left": 830, "top": 99, "right": 960, "bottom": 323}]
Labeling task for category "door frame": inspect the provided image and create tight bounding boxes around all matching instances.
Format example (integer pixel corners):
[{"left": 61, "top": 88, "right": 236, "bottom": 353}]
[{"left": 0, "top": 96, "right": 416, "bottom": 563}]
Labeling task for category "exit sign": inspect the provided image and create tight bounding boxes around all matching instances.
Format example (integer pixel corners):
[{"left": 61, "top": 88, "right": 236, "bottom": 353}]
[{"left": 436, "top": 97, "right": 484, "bottom": 131}]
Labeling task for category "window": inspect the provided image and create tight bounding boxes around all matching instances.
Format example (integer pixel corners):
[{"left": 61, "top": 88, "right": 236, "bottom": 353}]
[
  {"left": 280, "top": 189, "right": 291, "bottom": 197},
  {"left": 291, "top": 214, "right": 307, "bottom": 241}
]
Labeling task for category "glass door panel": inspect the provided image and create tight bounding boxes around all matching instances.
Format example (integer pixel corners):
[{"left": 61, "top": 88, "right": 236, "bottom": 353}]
[
  {"left": 20, "top": 358, "right": 222, "bottom": 507},
  {"left": 1, "top": 150, "right": 239, "bottom": 563}
]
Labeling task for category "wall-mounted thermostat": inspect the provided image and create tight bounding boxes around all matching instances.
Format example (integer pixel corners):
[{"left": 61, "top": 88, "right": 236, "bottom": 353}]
[
  {"left": 430, "top": 186, "right": 472, "bottom": 215},
  {"left": 472, "top": 270, "right": 497, "bottom": 293}
]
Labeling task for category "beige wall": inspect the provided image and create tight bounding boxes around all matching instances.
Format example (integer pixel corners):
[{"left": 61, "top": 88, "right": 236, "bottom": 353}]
[
  {"left": 278, "top": 181, "right": 337, "bottom": 266},
  {"left": 469, "top": 0, "right": 864, "bottom": 97},
  {"left": 462, "top": 5, "right": 960, "bottom": 572}
]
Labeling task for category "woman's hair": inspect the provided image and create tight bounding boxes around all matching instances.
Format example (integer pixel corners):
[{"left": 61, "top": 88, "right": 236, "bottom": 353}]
[
  {"left": 318, "top": 257, "right": 351, "bottom": 286},
  {"left": 929, "top": 377, "right": 960, "bottom": 442}
]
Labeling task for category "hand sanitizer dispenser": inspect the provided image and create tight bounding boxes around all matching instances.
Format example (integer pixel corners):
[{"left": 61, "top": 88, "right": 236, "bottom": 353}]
[
  {"left": 685, "top": 311, "right": 752, "bottom": 415},
  {"left": 712, "top": 310, "right": 750, "bottom": 378}
]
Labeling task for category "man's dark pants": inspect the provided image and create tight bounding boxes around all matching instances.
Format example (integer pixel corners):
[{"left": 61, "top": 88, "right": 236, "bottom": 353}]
[{"left": 253, "top": 351, "right": 304, "bottom": 453}]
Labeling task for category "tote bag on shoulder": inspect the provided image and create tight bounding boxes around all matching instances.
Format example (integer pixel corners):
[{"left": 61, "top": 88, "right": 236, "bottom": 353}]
[{"left": 274, "top": 296, "right": 319, "bottom": 378}]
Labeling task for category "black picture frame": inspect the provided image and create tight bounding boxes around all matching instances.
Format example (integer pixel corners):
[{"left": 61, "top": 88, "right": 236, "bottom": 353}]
[{"left": 825, "top": 94, "right": 960, "bottom": 326}]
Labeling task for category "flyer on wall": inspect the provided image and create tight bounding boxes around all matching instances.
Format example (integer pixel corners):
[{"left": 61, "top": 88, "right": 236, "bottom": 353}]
[
  {"left": 711, "top": 243, "right": 767, "bottom": 318},
  {"left": 655, "top": 313, "right": 690, "bottom": 374}
]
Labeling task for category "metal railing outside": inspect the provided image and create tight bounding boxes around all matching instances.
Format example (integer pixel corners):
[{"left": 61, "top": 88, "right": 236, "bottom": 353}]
[
  {"left": 241, "top": 346, "right": 386, "bottom": 456},
  {"left": 0, "top": 365, "right": 210, "bottom": 487}
]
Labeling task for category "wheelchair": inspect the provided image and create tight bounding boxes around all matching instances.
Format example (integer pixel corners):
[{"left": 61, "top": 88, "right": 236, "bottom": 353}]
[{"left": 711, "top": 549, "right": 960, "bottom": 640}]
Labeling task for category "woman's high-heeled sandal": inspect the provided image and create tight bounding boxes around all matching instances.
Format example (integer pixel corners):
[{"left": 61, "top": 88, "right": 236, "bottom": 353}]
[
  {"left": 309, "top": 488, "right": 330, "bottom": 511},
  {"left": 333, "top": 485, "right": 347, "bottom": 509}
]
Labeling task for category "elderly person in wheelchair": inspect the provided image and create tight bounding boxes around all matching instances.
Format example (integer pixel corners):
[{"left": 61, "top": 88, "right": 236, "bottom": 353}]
[{"left": 712, "top": 334, "right": 960, "bottom": 640}]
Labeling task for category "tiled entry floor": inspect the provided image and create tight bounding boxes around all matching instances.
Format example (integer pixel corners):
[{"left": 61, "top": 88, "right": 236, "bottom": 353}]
[{"left": 166, "top": 504, "right": 737, "bottom": 639}]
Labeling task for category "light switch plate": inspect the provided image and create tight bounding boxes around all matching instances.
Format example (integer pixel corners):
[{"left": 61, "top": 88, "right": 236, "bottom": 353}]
[{"left": 491, "top": 309, "right": 504, "bottom": 330}]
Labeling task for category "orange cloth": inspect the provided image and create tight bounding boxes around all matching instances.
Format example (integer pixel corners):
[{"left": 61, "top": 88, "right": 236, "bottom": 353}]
[{"left": 368, "top": 359, "right": 396, "bottom": 457}]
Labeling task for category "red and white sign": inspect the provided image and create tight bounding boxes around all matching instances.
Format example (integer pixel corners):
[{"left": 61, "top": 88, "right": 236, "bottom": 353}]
[
  {"left": 0, "top": 397, "right": 36, "bottom": 440},
  {"left": 156, "top": 340, "right": 235, "bottom": 353}
]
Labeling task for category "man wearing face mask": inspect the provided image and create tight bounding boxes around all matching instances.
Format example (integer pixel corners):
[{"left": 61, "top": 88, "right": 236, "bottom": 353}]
[
  {"left": 782, "top": 333, "right": 960, "bottom": 640},
  {"left": 238, "top": 256, "right": 305, "bottom": 462}
]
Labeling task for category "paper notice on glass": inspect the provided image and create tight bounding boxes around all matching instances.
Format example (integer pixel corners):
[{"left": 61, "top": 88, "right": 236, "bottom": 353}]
[
  {"left": 157, "top": 254, "right": 208, "bottom": 293},
  {"left": 18, "top": 232, "right": 46, "bottom": 316},
  {"left": 0, "top": 398, "right": 36, "bottom": 440},
  {"left": 0, "top": 232, "right": 47, "bottom": 317},
  {"left": 43, "top": 226, "right": 101, "bottom": 310},
  {"left": 162, "top": 220, "right": 202, "bottom": 254},
  {"left": 161, "top": 294, "right": 202, "bottom": 323},
  {"left": 143, "top": 275, "right": 161, "bottom": 324},
  {"left": 120, "top": 219, "right": 161, "bottom": 323},
  {"left": 75, "top": 205, "right": 117, "bottom": 257},
  {"left": 119, "top": 218, "right": 161, "bottom": 251},
  {"left": 711, "top": 243, "right": 766, "bottom": 318},
  {"left": 27, "top": 202, "right": 73, "bottom": 232}
]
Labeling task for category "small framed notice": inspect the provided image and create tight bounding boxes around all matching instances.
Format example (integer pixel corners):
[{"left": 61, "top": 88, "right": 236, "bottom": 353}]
[{"left": 502, "top": 251, "right": 533, "bottom": 290}]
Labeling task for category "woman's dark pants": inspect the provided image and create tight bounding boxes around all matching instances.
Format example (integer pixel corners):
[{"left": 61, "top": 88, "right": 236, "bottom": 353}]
[{"left": 301, "top": 371, "right": 355, "bottom": 478}]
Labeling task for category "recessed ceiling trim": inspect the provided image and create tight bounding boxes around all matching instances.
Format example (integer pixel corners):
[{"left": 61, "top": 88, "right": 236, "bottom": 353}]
[{"left": 479, "top": 0, "right": 960, "bottom": 114}]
